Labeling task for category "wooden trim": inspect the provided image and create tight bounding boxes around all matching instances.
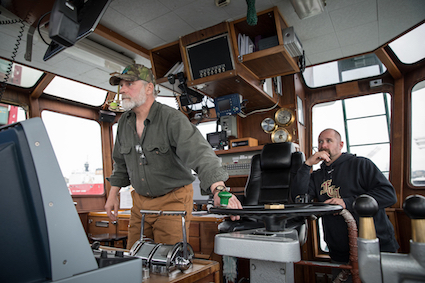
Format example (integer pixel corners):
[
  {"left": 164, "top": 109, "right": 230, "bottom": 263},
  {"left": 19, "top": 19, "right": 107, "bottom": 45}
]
[
  {"left": 101, "top": 121, "right": 114, "bottom": 198},
  {"left": 375, "top": 47, "right": 402, "bottom": 80},
  {"left": 390, "top": 77, "right": 405, "bottom": 208},
  {"left": 335, "top": 81, "right": 360, "bottom": 97},
  {"left": 30, "top": 73, "right": 55, "bottom": 99},
  {"left": 94, "top": 24, "right": 150, "bottom": 59}
]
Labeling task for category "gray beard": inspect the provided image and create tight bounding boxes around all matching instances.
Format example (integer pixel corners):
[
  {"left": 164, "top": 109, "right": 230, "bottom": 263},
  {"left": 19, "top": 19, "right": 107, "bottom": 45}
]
[{"left": 122, "top": 94, "right": 147, "bottom": 111}]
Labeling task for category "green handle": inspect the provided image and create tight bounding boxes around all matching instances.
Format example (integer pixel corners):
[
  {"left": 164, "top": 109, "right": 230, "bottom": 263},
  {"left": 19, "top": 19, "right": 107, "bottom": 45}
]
[{"left": 218, "top": 191, "right": 232, "bottom": 207}]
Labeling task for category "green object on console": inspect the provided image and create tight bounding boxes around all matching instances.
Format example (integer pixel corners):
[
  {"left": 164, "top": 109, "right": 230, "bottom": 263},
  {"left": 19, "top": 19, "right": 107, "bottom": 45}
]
[{"left": 218, "top": 191, "right": 232, "bottom": 207}]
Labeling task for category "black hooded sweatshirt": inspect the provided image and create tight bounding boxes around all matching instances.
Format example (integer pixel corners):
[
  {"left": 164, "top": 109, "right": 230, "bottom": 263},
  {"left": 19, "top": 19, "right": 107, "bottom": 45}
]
[{"left": 290, "top": 153, "right": 399, "bottom": 262}]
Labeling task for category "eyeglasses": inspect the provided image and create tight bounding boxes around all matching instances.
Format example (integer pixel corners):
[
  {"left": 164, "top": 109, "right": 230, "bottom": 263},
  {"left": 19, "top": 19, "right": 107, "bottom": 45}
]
[{"left": 135, "top": 144, "right": 147, "bottom": 165}]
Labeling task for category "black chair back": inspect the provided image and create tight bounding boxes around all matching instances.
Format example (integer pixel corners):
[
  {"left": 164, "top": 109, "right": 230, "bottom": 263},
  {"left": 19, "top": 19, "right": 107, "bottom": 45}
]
[{"left": 244, "top": 142, "right": 305, "bottom": 205}]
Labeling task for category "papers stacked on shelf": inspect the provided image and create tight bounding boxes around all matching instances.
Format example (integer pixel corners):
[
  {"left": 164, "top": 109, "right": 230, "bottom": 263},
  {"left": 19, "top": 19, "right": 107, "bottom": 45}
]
[
  {"left": 238, "top": 33, "right": 255, "bottom": 56},
  {"left": 164, "top": 61, "right": 184, "bottom": 77}
]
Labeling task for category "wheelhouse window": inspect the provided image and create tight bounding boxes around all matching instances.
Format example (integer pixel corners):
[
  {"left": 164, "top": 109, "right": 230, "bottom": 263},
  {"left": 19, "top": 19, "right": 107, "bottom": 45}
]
[
  {"left": 312, "top": 92, "right": 391, "bottom": 253},
  {"left": 0, "top": 103, "right": 26, "bottom": 126},
  {"left": 0, "top": 59, "right": 43, "bottom": 88},
  {"left": 44, "top": 76, "right": 107, "bottom": 106},
  {"left": 42, "top": 111, "right": 104, "bottom": 195},
  {"left": 411, "top": 80, "right": 425, "bottom": 187},
  {"left": 303, "top": 53, "right": 387, "bottom": 88},
  {"left": 312, "top": 93, "right": 391, "bottom": 176},
  {"left": 389, "top": 22, "right": 425, "bottom": 64}
]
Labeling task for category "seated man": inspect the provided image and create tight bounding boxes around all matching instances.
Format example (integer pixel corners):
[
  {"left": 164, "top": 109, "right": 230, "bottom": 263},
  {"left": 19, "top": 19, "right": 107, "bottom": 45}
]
[{"left": 290, "top": 128, "right": 399, "bottom": 282}]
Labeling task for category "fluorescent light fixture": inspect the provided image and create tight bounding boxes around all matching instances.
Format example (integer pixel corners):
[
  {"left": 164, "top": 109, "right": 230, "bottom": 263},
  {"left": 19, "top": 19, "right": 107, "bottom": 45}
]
[
  {"left": 290, "top": 0, "right": 326, "bottom": 20},
  {"left": 64, "top": 38, "right": 135, "bottom": 73}
]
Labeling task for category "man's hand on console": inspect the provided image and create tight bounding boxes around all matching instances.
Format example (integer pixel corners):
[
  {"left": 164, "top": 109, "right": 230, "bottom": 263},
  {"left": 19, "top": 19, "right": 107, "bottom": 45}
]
[
  {"left": 105, "top": 186, "right": 120, "bottom": 221},
  {"left": 324, "top": 197, "right": 346, "bottom": 209},
  {"left": 213, "top": 192, "right": 242, "bottom": 221}
]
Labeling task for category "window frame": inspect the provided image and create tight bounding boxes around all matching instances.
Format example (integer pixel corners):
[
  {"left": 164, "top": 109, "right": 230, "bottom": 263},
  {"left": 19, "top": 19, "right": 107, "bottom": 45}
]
[{"left": 408, "top": 79, "right": 425, "bottom": 189}]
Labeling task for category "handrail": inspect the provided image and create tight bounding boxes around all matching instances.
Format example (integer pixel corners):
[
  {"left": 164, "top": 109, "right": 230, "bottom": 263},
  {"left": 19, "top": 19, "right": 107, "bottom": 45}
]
[{"left": 295, "top": 208, "right": 360, "bottom": 283}]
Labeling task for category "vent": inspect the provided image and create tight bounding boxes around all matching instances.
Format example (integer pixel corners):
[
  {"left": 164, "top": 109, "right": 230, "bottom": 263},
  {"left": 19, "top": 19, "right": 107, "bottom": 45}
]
[{"left": 215, "top": 0, "right": 230, "bottom": 7}]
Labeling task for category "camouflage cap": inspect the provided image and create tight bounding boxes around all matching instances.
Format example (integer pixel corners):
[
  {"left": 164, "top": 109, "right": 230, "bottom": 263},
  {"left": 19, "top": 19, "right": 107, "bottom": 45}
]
[{"left": 109, "top": 64, "right": 156, "bottom": 86}]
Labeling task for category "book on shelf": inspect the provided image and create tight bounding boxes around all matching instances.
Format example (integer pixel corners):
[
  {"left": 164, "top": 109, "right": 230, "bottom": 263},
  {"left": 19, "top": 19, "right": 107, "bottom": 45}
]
[
  {"left": 238, "top": 33, "right": 255, "bottom": 56},
  {"left": 164, "top": 62, "right": 184, "bottom": 77}
]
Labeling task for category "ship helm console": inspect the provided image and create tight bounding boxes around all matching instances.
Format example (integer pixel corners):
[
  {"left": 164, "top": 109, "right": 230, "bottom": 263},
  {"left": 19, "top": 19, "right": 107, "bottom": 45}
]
[
  {"left": 354, "top": 194, "right": 425, "bottom": 283},
  {"left": 0, "top": 118, "right": 199, "bottom": 283},
  {"left": 0, "top": 118, "right": 143, "bottom": 283},
  {"left": 127, "top": 209, "right": 194, "bottom": 276},
  {"left": 210, "top": 203, "right": 343, "bottom": 283}
]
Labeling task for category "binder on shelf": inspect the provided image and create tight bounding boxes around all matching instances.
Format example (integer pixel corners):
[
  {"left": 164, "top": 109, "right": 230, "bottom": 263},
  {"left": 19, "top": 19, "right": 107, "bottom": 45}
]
[
  {"left": 164, "top": 62, "right": 184, "bottom": 77},
  {"left": 238, "top": 33, "right": 255, "bottom": 56}
]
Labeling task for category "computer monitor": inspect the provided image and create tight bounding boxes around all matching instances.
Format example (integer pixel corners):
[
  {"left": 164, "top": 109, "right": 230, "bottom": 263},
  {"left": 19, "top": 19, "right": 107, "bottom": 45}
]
[
  {"left": 214, "top": 93, "right": 242, "bottom": 117},
  {"left": 44, "top": 0, "right": 111, "bottom": 61},
  {"left": 0, "top": 118, "right": 142, "bottom": 283}
]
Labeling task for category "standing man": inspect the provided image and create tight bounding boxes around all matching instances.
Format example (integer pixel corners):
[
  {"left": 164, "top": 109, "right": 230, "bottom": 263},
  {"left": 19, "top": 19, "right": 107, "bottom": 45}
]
[
  {"left": 290, "top": 128, "right": 398, "bottom": 282},
  {"left": 105, "top": 64, "right": 241, "bottom": 248}
]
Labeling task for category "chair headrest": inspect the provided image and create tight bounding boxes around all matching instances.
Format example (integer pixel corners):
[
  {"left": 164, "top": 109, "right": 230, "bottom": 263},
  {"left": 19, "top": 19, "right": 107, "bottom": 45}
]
[{"left": 260, "top": 142, "right": 296, "bottom": 170}]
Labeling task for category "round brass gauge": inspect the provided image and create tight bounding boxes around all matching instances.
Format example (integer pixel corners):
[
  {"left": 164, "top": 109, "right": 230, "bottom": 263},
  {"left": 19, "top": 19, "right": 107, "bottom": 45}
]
[
  {"left": 275, "top": 108, "right": 295, "bottom": 126},
  {"left": 271, "top": 127, "right": 292, "bottom": 143},
  {"left": 261, "top": 117, "right": 276, "bottom": 133}
]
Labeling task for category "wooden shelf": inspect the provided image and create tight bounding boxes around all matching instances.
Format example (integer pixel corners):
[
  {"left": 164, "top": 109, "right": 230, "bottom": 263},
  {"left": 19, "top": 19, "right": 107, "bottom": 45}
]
[
  {"left": 180, "top": 21, "right": 279, "bottom": 112},
  {"left": 230, "top": 7, "right": 300, "bottom": 80},
  {"left": 148, "top": 7, "right": 298, "bottom": 111},
  {"left": 150, "top": 40, "right": 185, "bottom": 95},
  {"left": 214, "top": 144, "right": 263, "bottom": 155}
]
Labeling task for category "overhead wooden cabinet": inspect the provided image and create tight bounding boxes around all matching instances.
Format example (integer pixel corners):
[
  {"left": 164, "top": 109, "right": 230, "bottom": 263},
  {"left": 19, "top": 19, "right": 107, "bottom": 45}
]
[
  {"left": 150, "top": 41, "right": 185, "bottom": 95},
  {"left": 229, "top": 6, "right": 300, "bottom": 80},
  {"left": 148, "top": 7, "right": 302, "bottom": 113},
  {"left": 179, "top": 21, "right": 279, "bottom": 112}
]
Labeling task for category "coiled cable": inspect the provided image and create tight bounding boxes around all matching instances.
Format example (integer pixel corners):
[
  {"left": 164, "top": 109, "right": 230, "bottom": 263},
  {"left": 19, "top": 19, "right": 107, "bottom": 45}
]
[{"left": 0, "top": 12, "right": 26, "bottom": 102}]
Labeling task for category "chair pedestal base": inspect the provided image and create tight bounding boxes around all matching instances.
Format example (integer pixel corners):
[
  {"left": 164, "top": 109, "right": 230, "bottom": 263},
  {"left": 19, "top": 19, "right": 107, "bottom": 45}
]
[
  {"left": 251, "top": 259, "right": 294, "bottom": 283},
  {"left": 215, "top": 228, "right": 300, "bottom": 283}
]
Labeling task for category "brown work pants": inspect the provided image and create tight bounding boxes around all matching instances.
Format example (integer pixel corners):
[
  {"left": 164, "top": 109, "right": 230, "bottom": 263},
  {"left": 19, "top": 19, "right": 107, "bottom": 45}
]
[{"left": 127, "top": 184, "right": 193, "bottom": 249}]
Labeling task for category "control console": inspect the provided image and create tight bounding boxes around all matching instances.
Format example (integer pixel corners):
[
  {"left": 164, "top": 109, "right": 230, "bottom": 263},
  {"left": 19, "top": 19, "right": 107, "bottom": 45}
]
[
  {"left": 93, "top": 248, "right": 139, "bottom": 268},
  {"left": 214, "top": 93, "right": 243, "bottom": 117}
]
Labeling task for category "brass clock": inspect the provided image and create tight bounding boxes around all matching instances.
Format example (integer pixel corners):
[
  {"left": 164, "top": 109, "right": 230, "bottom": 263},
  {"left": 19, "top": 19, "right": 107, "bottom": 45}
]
[
  {"left": 271, "top": 127, "right": 292, "bottom": 143},
  {"left": 275, "top": 108, "right": 295, "bottom": 126},
  {"left": 261, "top": 117, "right": 277, "bottom": 133}
]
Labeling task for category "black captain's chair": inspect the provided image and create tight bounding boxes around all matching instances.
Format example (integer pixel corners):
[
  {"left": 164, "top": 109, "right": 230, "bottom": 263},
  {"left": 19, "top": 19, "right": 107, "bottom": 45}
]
[{"left": 218, "top": 142, "right": 306, "bottom": 236}]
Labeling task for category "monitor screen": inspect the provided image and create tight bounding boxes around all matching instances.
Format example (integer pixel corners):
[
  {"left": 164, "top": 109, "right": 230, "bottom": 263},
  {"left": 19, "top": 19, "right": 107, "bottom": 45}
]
[
  {"left": 186, "top": 33, "right": 234, "bottom": 80},
  {"left": 217, "top": 98, "right": 231, "bottom": 112},
  {"left": 44, "top": 0, "right": 111, "bottom": 61}
]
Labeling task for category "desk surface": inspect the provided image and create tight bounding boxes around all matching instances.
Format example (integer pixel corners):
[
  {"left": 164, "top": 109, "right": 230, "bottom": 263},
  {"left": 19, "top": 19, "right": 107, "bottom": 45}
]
[
  {"left": 89, "top": 210, "right": 226, "bottom": 222},
  {"left": 145, "top": 259, "right": 219, "bottom": 283},
  {"left": 100, "top": 246, "right": 220, "bottom": 283}
]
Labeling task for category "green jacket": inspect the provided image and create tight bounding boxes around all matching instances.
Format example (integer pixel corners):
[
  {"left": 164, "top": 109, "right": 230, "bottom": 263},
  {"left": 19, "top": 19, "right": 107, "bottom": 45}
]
[{"left": 108, "top": 100, "right": 228, "bottom": 196}]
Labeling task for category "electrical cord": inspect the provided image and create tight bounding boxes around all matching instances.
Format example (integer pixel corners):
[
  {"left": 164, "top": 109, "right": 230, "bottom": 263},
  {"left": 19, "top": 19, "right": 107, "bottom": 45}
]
[
  {"left": 0, "top": 11, "right": 26, "bottom": 102},
  {"left": 36, "top": 11, "right": 51, "bottom": 45},
  {"left": 238, "top": 95, "right": 280, "bottom": 118}
]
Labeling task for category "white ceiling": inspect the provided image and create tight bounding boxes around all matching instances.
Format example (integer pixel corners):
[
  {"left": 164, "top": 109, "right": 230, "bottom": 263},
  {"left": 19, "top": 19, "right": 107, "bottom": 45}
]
[{"left": 0, "top": 0, "right": 424, "bottom": 95}]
